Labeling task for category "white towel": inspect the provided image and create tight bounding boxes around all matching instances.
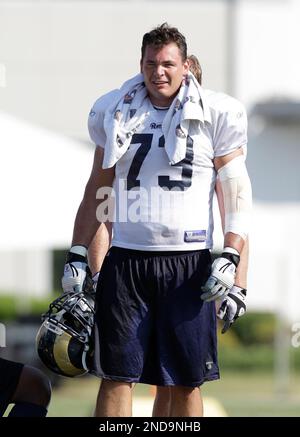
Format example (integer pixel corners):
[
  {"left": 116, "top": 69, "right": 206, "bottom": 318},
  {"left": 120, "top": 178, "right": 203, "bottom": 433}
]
[{"left": 102, "top": 72, "right": 205, "bottom": 169}]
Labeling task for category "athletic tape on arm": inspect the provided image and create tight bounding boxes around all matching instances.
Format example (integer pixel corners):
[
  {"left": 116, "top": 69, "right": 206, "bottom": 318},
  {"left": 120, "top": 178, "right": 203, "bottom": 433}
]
[{"left": 217, "top": 155, "right": 252, "bottom": 240}]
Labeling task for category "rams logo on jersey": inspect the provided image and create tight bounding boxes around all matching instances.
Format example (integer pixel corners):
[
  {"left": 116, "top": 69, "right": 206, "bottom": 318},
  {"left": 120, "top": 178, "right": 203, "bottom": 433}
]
[{"left": 150, "top": 122, "right": 162, "bottom": 129}]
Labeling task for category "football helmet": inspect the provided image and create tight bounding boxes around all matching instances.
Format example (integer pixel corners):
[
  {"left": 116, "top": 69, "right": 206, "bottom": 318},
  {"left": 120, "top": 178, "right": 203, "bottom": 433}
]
[{"left": 36, "top": 287, "right": 95, "bottom": 377}]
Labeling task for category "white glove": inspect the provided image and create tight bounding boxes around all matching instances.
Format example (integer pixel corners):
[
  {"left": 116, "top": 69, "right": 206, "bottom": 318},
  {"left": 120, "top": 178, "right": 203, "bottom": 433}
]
[
  {"left": 61, "top": 245, "right": 88, "bottom": 293},
  {"left": 201, "top": 248, "right": 240, "bottom": 302},
  {"left": 217, "top": 285, "right": 247, "bottom": 333}
]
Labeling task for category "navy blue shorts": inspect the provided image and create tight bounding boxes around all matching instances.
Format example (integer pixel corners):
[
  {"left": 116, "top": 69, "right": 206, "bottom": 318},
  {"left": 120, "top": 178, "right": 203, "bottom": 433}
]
[
  {"left": 93, "top": 247, "right": 219, "bottom": 387},
  {"left": 0, "top": 357, "right": 24, "bottom": 416}
]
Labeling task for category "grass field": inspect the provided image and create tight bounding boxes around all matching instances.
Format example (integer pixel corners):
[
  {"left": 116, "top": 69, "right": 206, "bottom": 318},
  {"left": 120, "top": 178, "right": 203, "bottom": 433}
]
[{"left": 47, "top": 371, "right": 300, "bottom": 417}]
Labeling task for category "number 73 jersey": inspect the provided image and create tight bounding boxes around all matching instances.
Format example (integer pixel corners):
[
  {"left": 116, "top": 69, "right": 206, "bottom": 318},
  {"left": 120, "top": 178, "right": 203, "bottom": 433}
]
[{"left": 88, "top": 91, "right": 248, "bottom": 251}]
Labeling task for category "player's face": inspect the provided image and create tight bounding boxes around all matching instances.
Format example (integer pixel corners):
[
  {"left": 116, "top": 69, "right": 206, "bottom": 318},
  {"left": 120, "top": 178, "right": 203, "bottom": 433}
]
[{"left": 141, "top": 43, "right": 189, "bottom": 107}]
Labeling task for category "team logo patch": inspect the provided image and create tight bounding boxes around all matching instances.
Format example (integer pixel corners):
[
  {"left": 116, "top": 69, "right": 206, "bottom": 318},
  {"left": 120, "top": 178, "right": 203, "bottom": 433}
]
[
  {"left": 206, "top": 361, "right": 213, "bottom": 370},
  {"left": 184, "top": 230, "right": 206, "bottom": 243},
  {"left": 89, "top": 110, "right": 96, "bottom": 117}
]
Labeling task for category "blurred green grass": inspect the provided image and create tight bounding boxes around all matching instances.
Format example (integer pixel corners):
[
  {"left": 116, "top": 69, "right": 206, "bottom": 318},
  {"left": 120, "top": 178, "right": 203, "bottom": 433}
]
[
  {"left": 47, "top": 371, "right": 300, "bottom": 417},
  {"left": 203, "top": 371, "right": 300, "bottom": 417}
]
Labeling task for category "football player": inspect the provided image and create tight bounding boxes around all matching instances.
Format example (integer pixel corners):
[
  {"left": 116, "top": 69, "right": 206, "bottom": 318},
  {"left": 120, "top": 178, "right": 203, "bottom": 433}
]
[
  {"left": 0, "top": 357, "right": 51, "bottom": 417},
  {"left": 85, "top": 56, "right": 248, "bottom": 417},
  {"left": 62, "top": 23, "right": 252, "bottom": 416}
]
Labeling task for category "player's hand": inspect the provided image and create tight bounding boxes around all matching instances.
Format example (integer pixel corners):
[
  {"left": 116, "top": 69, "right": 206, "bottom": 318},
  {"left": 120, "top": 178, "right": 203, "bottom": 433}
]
[
  {"left": 217, "top": 285, "right": 247, "bottom": 333},
  {"left": 201, "top": 248, "right": 240, "bottom": 302},
  {"left": 62, "top": 246, "right": 89, "bottom": 293}
]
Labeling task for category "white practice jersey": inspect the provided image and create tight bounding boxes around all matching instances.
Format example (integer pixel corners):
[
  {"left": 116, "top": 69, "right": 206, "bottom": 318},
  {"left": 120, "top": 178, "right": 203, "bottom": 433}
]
[{"left": 88, "top": 88, "right": 247, "bottom": 251}]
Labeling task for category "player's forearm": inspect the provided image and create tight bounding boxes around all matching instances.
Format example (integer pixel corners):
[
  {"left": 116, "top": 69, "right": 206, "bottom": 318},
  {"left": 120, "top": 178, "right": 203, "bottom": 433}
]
[
  {"left": 216, "top": 179, "right": 249, "bottom": 288},
  {"left": 234, "top": 237, "right": 249, "bottom": 289},
  {"left": 71, "top": 186, "right": 102, "bottom": 248},
  {"left": 214, "top": 150, "right": 252, "bottom": 254},
  {"left": 88, "top": 222, "right": 112, "bottom": 275}
]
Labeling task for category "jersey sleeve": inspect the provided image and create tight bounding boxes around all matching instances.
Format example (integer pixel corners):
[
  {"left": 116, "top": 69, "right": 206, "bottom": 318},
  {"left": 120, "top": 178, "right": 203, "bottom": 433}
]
[
  {"left": 213, "top": 98, "right": 248, "bottom": 157},
  {"left": 87, "top": 89, "right": 120, "bottom": 148},
  {"left": 87, "top": 97, "right": 107, "bottom": 148}
]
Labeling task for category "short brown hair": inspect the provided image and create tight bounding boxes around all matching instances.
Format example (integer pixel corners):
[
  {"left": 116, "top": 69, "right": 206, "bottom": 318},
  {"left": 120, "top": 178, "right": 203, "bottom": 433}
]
[{"left": 141, "top": 23, "right": 187, "bottom": 61}]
